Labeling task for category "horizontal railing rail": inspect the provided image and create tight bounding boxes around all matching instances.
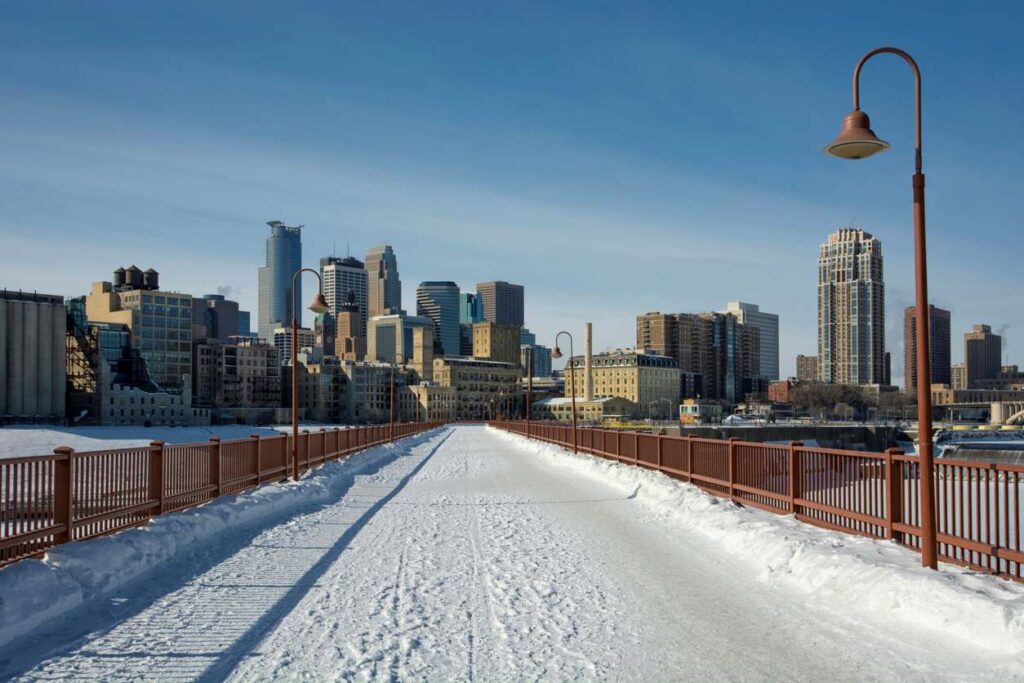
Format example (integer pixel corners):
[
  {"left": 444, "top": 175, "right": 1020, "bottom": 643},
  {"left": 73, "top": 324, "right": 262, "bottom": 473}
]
[
  {"left": 491, "top": 420, "right": 1024, "bottom": 583},
  {"left": 0, "top": 421, "right": 441, "bottom": 568}
]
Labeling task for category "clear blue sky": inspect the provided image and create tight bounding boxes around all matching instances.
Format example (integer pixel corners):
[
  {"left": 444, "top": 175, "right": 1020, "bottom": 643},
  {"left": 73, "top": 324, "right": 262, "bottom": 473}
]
[{"left": 2, "top": 1, "right": 1021, "bottom": 381}]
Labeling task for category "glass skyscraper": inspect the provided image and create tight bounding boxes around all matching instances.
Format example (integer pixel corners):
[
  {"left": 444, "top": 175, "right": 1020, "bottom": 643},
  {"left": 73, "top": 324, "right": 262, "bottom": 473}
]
[
  {"left": 258, "top": 221, "right": 302, "bottom": 339},
  {"left": 416, "top": 281, "right": 461, "bottom": 357}
]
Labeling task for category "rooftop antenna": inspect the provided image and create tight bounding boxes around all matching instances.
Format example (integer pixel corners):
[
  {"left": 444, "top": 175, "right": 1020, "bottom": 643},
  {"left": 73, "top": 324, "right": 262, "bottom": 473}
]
[
  {"left": 332, "top": 240, "right": 336, "bottom": 257},
  {"left": 346, "top": 241, "right": 350, "bottom": 258}
]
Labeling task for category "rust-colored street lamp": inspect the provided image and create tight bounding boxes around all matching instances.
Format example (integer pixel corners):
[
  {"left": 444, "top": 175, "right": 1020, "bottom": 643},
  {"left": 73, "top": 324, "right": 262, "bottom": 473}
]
[
  {"left": 551, "top": 331, "right": 578, "bottom": 453},
  {"left": 390, "top": 352, "right": 402, "bottom": 443},
  {"left": 525, "top": 346, "right": 533, "bottom": 431},
  {"left": 825, "top": 46, "right": 938, "bottom": 570},
  {"left": 291, "top": 268, "right": 330, "bottom": 481}
]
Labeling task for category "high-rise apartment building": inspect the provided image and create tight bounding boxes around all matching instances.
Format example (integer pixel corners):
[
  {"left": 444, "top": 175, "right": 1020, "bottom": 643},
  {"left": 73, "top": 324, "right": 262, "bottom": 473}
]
[
  {"left": 321, "top": 256, "right": 369, "bottom": 328},
  {"left": 192, "top": 294, "right": 240, "bottom": 342},
  {"left": 365, "top": 245, "right": 402, "bottom": 318},
  {"left": 964, "top": 324, "right": 1002, "bottom": 388},
  {"left": 796, "top": 354, "right": 818, "bottom": 382},
  {"left": 636, "top": 311, "right": 761, "bottom": 402},
  {"left": 0, "top": 290, "right": 66, "bottom": 420},
  {"left": 416, "top": 281, "right": 461, "bottom": 357},
  {"left": 723, "top": 301, "right": 779, "bottom": 381},
  {"left": 903, "top": 305, "right": 951, "bottom": 394},
  {"left": 258, "top": 221, "right": 302, "bottom": 339},
  {"left": 817, "top": 228, "right": 885, "bottom": 385},
  {"left": 476, "top": 281, "right": 524, "bottom": 327},
  {"left": 86, "top": 268, "right": 192, "bottom": 392}
]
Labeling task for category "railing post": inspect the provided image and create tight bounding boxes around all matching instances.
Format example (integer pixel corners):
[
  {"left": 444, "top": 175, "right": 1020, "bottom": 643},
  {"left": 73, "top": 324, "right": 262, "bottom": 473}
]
[
  {"left": 634, "top": 431, "right": 640, "bottom": 465},
  {"left": 728, "top": 437, "right": 739, "bottom": 501},
  {"left": 303, "top": 430, "right": 310, "bottom": 473},
  {"left": 148, "top": 440, "right": 165, "bottom": 517},
  {"left": 53, "top": 447, "right": 74, "bottom": 545},
  {"left": 656, "top": 434, "right": 663, "bottom": 471},
  {"left": 210, "top": 436, "right": 222, "bottom": 498},
  {"left": 788, "top": 441, "right": 803, "bottom": 516},
  {"left": 684, "top": 436, "right": 692, "bottom": 480},
  {"left": 885, "top": 447, "right": 904, "bottom": 542},
  {"left": 252, "top": 434, "right": 262, "bottom": 485}
]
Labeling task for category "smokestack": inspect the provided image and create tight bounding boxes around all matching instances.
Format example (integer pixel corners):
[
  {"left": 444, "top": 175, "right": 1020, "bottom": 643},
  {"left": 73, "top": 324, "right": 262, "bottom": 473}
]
[{"left": 584, "top": 322, "right": 594, "bottom": 402}]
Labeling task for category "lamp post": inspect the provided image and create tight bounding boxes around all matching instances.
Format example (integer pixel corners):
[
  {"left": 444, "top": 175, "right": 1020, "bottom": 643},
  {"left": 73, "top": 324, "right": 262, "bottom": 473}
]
[
  {"left": 825, "top": 46, "right": 937, "bottom": 570},
  {"left": 389, "top": 356, "right": 397, "bottom": 443},
  {"left": 291, "top": 268, "right": 330, "bottom": 482},
  {"left": 551, "top": 331, "right": 578, "bottom": 453},
  {"left": 525, "top": 346, "right": 533, "bottom": 429}
]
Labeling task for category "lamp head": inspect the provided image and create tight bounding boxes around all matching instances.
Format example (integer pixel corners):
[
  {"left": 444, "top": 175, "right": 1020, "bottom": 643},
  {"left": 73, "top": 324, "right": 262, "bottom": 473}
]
[
  {"left": 825, "top": 110, "right": 890, "bottom": 159},
  {"left": 308, "top": 293, "right": 330, "bottom": 314},
  {"left": 551, "top": 345, "right": 563, "bottom": 360}
]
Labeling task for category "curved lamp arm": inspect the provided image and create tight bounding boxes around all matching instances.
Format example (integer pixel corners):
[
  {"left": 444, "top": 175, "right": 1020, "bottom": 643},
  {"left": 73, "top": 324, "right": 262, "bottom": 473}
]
[{"left": 852, "top": 47, "right": 922, "bottom": 172}]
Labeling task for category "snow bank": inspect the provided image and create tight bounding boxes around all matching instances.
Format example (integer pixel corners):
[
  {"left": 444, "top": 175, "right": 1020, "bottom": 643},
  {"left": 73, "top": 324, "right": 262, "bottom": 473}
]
[
  {"left": 491, "top": 427, "right": 1024, "bottom": 655},
  {"left": 0, "top": 423, "right": 360, "bottom": 459},
  {"left": 0, "top": 428, "right": 444, "bottom": 649}
]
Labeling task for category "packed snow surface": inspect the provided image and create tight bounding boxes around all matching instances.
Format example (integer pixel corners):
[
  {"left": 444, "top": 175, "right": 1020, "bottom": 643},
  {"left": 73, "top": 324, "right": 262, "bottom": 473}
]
[{"left": 1, "top": 425, "right": 1023, "bottom": 681}]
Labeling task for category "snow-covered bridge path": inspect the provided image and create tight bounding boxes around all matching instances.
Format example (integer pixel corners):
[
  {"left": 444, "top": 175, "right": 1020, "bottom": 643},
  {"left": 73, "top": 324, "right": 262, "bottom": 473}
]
[{"left": 3, "top": 426, "right": 1015, "bottom": 681}]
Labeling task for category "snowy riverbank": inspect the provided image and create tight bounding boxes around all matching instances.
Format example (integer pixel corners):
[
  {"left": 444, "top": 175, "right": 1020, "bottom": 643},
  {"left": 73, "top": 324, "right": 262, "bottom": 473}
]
[{"left": 0, "top": 423, "right": 361, "bottom": 459}]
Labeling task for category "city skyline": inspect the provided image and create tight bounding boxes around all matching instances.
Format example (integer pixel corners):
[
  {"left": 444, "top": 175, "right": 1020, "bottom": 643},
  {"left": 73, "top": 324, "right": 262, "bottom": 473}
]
[{"left": 2, "top": 4, "right": 1022, "bottom": 380}]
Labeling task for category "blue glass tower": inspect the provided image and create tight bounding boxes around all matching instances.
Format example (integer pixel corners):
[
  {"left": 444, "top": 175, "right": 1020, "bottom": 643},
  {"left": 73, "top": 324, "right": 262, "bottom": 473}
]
[
  {"left": 258, "top": 220, "right": 302, "bottom": 339},
  {"left": 416, "top": 281, "right": 461, "bottom": 357}
]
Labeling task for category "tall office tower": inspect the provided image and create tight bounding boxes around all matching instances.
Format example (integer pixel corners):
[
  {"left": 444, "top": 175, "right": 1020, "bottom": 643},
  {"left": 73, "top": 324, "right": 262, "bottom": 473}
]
[
  {"left": 258, "top": 220, "right": 302, "bottom": 339},
  {"left": 192, "top": 294, "right": 240, "bottom": 342},
  {"left": 365, "top": 245, "right": 402, "bottom": 318},
  {"left": 723, "top": 302, "right": 779, "bottom": 381},
  {"left": 336, "top": 290, "right": 366, "bottom": 361},
  {"left": 416, "top": 281, "right": 461, "bottom": 357},
  {"left": 796, "top": 355, "right": 819, "bottom": 382},
  {"left": 460, "top": 292, "right": 483, "bottom": 325},
  {"left": 903, "top": 305, "right": 951, "bottom": 394},
  {"left": 321, "top": 256, "right": 369, "bottom": 328},
  {"left": 964, "top": 324, "right": 1002, "bottom": 388},
  {"left": 817, "top": 228, "right": 885, "bottom": 385},
  {"left": 459, "top": 324, "right": 474, "bottom": 356},
  {"left": 238, "top": 310, "right": 255, "bottom": 337},
  {"left": 476, "top": 281, "right": 524, "bottom": 326}
]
